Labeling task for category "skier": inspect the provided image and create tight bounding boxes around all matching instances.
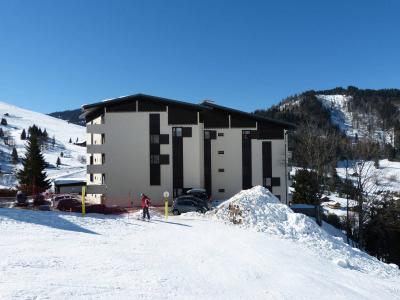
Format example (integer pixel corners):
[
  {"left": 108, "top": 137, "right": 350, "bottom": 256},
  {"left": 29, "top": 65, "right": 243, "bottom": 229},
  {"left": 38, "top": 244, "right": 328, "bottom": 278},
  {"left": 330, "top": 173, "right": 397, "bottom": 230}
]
[{"left": 141, "top": 193, "right": 151, "bottom": 220}]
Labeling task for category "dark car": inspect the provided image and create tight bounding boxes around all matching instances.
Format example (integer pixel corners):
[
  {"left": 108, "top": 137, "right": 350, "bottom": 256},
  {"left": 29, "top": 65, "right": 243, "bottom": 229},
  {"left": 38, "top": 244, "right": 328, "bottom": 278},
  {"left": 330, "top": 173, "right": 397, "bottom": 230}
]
[
  {"left": 15, "top": 191, "right": 28, "bottom": 207},
  {"left": 57, "top": 198, "right": 82, "bottom": 212},
  {"left": 186, "top": 188, "right": 208, "bottom": 200},
  {"left": 172, "top": 196, "right": 208, "bottom": 215}
]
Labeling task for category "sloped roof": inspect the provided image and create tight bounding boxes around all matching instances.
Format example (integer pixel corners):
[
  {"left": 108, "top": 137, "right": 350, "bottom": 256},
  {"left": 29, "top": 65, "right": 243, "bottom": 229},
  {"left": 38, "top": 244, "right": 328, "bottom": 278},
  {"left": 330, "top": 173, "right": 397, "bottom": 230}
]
[
  {"left": 81, "top": 93, "right": 295, "bottom": 128},
  {"left": 199, "top": 101, "right": 295, "bottom": 129}
]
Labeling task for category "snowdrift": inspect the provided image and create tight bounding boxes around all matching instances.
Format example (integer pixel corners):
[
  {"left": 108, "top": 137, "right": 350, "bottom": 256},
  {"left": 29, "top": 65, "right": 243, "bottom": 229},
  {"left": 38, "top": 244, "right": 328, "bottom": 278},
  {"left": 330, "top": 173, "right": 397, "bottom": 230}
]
[{"left": 209, "top": 186, "right": 400, "bottom": 279}]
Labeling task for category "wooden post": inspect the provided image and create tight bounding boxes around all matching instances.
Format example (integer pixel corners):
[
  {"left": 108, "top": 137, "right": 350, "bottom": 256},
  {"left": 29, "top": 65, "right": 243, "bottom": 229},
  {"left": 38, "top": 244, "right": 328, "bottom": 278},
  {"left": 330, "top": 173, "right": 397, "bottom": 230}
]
[{"left": 81, "top": 186, "right": 86, "bottom": 216}]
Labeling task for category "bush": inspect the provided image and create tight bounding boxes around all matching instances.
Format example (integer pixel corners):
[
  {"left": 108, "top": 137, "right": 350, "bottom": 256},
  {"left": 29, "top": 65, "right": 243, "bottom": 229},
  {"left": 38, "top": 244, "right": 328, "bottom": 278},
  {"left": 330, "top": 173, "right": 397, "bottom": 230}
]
[
  {"left": 292, "top": 169, "right": 321, "bottom": 205},
  {"left": 323, "top": 213, "right": 343, "bottom": 230}
]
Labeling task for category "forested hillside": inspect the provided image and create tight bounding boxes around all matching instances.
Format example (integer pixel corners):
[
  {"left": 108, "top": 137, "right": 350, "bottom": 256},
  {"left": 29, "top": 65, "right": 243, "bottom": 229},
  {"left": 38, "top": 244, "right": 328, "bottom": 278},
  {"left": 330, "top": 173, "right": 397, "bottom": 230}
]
[{"left": 48, "top": 108, "right": 84, "bottom": 126}]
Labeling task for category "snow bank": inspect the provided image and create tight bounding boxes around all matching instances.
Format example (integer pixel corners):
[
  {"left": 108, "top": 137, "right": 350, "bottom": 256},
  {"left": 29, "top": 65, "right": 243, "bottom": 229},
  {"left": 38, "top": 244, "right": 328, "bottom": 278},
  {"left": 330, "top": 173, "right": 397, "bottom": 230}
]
[{"left": 210, "top": 186, "right": 400, "bottom": 278}]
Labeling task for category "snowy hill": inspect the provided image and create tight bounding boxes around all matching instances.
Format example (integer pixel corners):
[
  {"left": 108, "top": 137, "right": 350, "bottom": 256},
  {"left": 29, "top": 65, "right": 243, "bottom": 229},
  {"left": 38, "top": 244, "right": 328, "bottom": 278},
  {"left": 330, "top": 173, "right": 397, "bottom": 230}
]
[
  {"left": 316, "top": 94, "right": 395, "bottom": 145},
  {"left": 1, "top": 186, "right": 399, "bottom": 299},
  {"left": 0, "top": 101, "right": 86, "bottom": 189}
]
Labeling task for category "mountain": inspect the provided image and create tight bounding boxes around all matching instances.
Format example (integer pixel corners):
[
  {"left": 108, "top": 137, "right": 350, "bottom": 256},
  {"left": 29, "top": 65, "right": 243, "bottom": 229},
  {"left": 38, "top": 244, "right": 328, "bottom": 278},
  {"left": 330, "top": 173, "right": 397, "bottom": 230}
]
[
  {"left": 0, "top": 102, "right": 86, "bottom": 189},
  {"left": 255, "top": 86, "right": 400, "bottom": 147},
  {"left": 48, "top": 108, "right": 85, "bottom": 126}
]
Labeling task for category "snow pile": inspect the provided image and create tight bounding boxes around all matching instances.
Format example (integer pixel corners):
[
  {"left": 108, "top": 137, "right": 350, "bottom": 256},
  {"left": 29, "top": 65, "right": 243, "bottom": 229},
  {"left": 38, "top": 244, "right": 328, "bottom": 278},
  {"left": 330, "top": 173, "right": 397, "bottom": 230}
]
[{"left": 210, "top": 186, "right": 400, "bottom": 278}]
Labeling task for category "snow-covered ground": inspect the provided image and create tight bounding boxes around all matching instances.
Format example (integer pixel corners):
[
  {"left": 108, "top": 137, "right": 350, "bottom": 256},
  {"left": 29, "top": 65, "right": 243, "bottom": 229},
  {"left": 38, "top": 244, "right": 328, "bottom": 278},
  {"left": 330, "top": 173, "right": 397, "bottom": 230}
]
[
  {"left": 316, "top": 94, "right": 395, "bottom": 145},
  {"left": 0, "top": 101, "right": 86, "bottom": 189},
  {"left": 1, "top": 187, "right": 399, "bottom": 299}
]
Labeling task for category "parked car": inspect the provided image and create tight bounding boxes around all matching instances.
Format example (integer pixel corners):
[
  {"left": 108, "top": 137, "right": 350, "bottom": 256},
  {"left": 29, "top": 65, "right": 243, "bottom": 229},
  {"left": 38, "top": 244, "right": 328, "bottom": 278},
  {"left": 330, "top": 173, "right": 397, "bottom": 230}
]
[
  {"left": 57, "top": 198, "right": 82, "bottom": 212},
  {"left": 15, "top": 191, "right": 28, "bottom": 207},
  {"left": 172, "top": 196, "right": 208, "bottom": 215},
  {"left": 185, "top": 189, "right": 211, "bottom": 209}
]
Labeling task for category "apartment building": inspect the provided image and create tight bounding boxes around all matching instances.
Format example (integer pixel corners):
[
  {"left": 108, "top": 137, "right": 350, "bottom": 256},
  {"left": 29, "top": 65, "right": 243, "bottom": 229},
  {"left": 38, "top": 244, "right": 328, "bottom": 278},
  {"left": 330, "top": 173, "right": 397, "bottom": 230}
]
[{"left": 82, "top": 94, "right": 294, "bottom": 207}]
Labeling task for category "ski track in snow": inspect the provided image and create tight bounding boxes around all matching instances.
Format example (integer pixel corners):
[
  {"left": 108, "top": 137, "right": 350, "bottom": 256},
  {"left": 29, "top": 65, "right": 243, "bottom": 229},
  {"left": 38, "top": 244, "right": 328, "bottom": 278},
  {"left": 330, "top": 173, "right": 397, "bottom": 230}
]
[{"left": 1, "top": 187, "right": 400, "bottom": 299}]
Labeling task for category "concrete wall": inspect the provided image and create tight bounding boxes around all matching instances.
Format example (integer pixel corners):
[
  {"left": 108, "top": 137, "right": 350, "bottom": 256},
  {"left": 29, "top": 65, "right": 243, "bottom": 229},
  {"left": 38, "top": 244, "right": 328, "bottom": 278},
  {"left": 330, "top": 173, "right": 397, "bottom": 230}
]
[{"left": 85, "top": 108, "right": 289, "bottom": 206}]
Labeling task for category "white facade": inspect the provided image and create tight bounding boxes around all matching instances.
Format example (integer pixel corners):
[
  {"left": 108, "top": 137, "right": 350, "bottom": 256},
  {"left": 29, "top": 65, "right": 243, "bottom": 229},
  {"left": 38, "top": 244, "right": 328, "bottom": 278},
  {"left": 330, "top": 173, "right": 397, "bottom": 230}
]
[{"left": 83, "top": 94, "right": 292, "bottom": 207}]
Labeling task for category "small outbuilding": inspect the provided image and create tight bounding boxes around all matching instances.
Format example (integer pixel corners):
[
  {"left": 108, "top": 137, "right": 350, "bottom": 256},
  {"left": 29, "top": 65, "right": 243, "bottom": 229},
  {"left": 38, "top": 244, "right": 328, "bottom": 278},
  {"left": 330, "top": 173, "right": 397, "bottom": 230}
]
[{"left": 54, "top": 178, "right": 86, "bottom": 195}]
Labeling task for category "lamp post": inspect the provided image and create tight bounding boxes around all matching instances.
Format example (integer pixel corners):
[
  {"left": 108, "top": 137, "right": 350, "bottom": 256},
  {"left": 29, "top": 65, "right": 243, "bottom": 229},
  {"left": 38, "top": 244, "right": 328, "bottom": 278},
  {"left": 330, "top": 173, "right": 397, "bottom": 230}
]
[{"left": 163, "top": 191, "right": 170, "bottom": 220}]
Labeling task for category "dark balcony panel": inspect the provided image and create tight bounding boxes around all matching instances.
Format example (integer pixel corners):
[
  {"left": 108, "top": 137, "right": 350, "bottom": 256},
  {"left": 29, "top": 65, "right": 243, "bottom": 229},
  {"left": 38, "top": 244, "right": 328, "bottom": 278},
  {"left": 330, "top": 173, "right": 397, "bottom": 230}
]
[
  {"left": 138, "top": 100, "right": 167, "bottom": 112},
  {"left": 168, "top": 106, "right": 198, "bottom": 125},
  {"left": 86, "top": 184, "right": 106, "bottom": 194},
  {"left": 87, "top": 124, "right": 106, "bottom": 134},
  {"left": 87, "top": 144, "right": 106, "bottom": 154},
  {"left": 87, "top": 164, "right": 106, "bottom": 174},
  {"left": 159, "top": 154, "right": 170, "bottom": 165},
  {"left": 159, "top": 134, "right": 169, "bottom": 144}
]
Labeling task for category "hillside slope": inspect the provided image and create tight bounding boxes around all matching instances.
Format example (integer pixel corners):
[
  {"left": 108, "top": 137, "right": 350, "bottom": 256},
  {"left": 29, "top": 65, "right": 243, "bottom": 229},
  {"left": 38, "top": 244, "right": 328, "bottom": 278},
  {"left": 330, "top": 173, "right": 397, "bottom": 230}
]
[
  {"left": 256, "top": 87, "right": 400, "bottom": 146},
  {"left": 48, "top": 108, "right": 84, "bottom": 126},
  {"left": 0, "top": 102, "right": 86, "bottom": 189}
]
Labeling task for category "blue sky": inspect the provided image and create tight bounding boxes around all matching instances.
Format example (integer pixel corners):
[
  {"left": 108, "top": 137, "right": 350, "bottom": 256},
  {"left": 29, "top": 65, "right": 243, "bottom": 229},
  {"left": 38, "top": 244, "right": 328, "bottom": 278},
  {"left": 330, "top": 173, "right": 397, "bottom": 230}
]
[{"left": 0, "top": 0, "right": 399, "bottom": 113}]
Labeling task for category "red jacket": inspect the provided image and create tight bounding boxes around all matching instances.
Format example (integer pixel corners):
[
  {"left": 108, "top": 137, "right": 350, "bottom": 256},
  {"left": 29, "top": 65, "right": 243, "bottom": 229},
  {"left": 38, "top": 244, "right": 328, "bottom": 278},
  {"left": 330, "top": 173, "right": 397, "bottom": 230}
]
[{"left": 141, "top": 195, "right": 151, "bottom": 208}]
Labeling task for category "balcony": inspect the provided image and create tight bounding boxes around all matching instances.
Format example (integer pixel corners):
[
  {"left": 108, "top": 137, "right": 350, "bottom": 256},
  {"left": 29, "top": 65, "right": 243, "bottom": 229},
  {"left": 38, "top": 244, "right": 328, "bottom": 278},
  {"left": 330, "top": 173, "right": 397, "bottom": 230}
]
[
  {"left": 87, "top": 164, "right": 106, "bottom": 174},
  {"left": 87, "top": 144, "right": 106, "bottom": 154},
  {"left": 87, "top": 123, "right": 106, "bottom": 134},
  {"left": 86, "top": 184, "right": 106, "bottom": 194}
]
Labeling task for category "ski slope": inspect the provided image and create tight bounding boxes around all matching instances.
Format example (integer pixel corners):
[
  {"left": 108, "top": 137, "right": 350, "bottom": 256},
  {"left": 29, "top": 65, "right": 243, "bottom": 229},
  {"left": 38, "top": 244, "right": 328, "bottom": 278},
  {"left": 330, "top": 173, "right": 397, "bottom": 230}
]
[
  {"left": 0, "top": 101, "right": 86, "bottom": 189},
  {"left": 1, "top": 187, "right": 399, "bottom": 299},
  {"left": 316, "top": 94, "right": 395, "bottom": 145}
]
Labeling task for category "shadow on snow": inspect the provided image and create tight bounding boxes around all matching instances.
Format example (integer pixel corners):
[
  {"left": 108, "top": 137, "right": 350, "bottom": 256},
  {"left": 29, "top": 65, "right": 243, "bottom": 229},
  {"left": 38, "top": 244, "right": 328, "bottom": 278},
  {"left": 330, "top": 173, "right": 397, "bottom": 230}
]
[{"left": 0, "top": 208, "right": 99, "bottom": 235}]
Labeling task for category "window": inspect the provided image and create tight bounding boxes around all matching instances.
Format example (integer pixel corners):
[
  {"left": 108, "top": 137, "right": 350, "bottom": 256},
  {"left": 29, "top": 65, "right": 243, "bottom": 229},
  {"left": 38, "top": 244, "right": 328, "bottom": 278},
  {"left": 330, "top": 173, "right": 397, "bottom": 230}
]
[
  {"left": 90, "top": 155, "right": 93, "bottom": 165},
  {"left": 173, "top": 128, "right": 182, "bottom": 137},
  {"left": 101, "top": 174, "right": 106, "bottom": 184},
  {"left": 150, "top": 154, "right": 160, "bottom": 164},
  {"left": 173, "top": 188, "right": 183, "bottom": 198},
  {"left": 218, "top": 189, "right": 225, "bottom": 193},
  {"left": 218, "top": 132, "right": 224, "bottom": 137},
  {"left": 90, "top": 174, "right": 94, "bottom": 182},
  {"left": 218, "top": 168, "right": 224, "bottom": 172},
  {"left": 218, "top": 151, "right": 224, "bottom": 155},
  {"left": 101, "top": 134, "right": 105, "bottom": 144},
  {"left": 243, "top": 130, "right": 251, "bottom": 139},
  {"left": 264, "top": 177, "right": 272, "bottom": 186},
  {"left": 102, "top": 154, "right": 105, "bottom": 164},
  {"left": 150, "top": 134, "right": 160, "bottom": 144}
]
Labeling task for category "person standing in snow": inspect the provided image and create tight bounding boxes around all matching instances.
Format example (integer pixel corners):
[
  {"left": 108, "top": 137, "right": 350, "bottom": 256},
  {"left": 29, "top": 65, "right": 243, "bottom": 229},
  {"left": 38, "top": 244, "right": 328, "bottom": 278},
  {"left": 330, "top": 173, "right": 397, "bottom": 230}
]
[{"left": 141, "top": 193, "right": 151, "bottom": 220}]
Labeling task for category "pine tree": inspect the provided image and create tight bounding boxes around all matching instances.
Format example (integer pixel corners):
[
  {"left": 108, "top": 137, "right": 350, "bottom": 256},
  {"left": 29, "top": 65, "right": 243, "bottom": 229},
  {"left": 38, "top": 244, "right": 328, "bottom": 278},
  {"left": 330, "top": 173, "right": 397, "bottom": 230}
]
[
  {"left": 1, "top": 118, "right": 7, "bottom": 126},
  {"left": 51, "top": 135, "right": 56, "bottom": 147},
  {"left": 20, "top": 129, "right": 26, "bottom": 140},
  {"left": 69, "top": 137, "right": 72, "bottom": 143},
  {"left": 17, "top": 135, "right": 51, "bottom": 194},
  {"left": 76, "top": 137, "right": 78, "bottom": 143},
  {"left": 11, "top": 147, "right": 18, "bottom": 164},
  {"left": 0, "top": 128, "right": 3, "bottom": 138},
  {"left": 292, "top": 169, "right": 321, "bottom": 205},
  {"left": 60, "top": 151, "right": 64, "bottom": 157},
  {"left": 56, "top": 156, "right": 61, "bottom": 167}
]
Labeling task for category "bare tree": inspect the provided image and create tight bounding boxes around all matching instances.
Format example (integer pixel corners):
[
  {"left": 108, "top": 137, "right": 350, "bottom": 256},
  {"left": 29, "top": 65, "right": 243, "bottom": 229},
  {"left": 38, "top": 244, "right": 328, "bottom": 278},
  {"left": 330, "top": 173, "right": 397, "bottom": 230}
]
[
  {"left": 293, "top": 121, "right": 340, "bottom": 183},
  {"left": 350, "top": 139, "right": 382, "bottom": 248}
]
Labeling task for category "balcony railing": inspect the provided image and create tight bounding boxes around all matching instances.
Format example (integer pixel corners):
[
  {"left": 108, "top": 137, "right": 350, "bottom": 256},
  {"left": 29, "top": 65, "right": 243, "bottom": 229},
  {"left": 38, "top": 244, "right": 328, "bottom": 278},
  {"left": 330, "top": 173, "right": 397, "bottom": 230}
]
[
  {"left": 87, "top": 164, "right": 106, "bottom": 174},
  {"left": 87, "top": 123, "right": 106, "bottom": 134},
  {"left": 86, "top": 184, "right": 106, "bottom": 194},
  {"left": 87, "top": 144, "right": 106, "bottom": 154}
]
